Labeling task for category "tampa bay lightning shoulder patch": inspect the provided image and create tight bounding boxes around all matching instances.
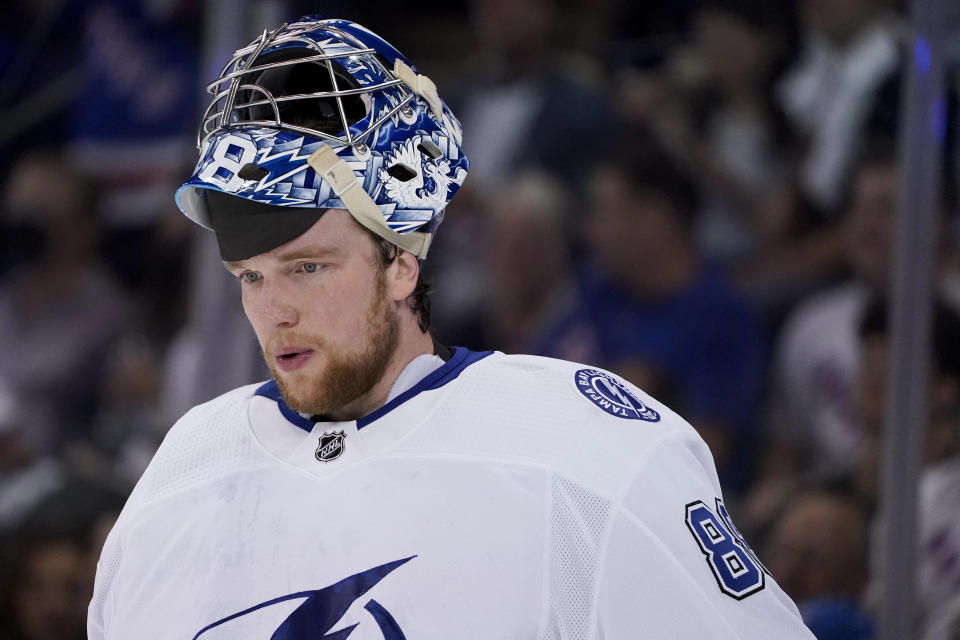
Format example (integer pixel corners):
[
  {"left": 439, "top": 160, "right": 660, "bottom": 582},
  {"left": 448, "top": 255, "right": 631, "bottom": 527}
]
[{"left": 574, "top": 368, "right": 660, "bottom": 422}]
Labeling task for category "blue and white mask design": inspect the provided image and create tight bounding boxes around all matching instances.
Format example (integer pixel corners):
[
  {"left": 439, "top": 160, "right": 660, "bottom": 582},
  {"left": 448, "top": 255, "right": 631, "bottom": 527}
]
[{"left": 175, "top": 18, "right": 468, "bottom": 259}]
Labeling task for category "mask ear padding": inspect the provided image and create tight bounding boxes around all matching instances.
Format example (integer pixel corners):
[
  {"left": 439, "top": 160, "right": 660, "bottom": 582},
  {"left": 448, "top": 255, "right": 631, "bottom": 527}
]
[{"left": 205, "top": 189, "right": 326, "bottom": 261}]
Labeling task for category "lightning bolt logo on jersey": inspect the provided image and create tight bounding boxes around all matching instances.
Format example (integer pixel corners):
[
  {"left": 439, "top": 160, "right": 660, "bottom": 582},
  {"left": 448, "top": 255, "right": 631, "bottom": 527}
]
[{"left": 193, "top": 558, "right": 412, "bottom": 639}]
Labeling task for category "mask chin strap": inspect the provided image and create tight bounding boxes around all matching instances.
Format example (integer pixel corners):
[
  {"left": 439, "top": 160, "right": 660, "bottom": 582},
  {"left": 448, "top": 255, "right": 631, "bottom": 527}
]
[
  {"left": 308, "top": 60, "right": 447, "bottom": 260},
  {"left": 307, "top": 145, "right": 433, "bottom": 259},
  {"left": 392, "top": 59, "right": 443, "bottom": 120}
]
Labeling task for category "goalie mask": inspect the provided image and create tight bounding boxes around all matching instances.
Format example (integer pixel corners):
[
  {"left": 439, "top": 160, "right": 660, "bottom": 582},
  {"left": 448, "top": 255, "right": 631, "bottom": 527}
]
[{"left": 175, "top": 18, "right": 468, "bottom": 260}]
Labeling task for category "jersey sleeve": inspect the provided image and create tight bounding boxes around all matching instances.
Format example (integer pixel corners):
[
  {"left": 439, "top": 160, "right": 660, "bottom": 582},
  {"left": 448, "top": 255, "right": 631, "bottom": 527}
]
[
  {"left": 88, "top": 529, "right": 119, "bottom": 640},
  {"left": 87, "top": 576, "right": 106, "bottom": 640},
  {"left": 594, "top": 430, "right": 814, "bottom": 638}
]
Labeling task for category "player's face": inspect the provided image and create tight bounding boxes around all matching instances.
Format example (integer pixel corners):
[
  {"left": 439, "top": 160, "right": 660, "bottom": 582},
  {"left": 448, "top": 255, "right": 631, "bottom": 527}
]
[{"left": 226, "top": 210, "right": 399, "bottom": 419}]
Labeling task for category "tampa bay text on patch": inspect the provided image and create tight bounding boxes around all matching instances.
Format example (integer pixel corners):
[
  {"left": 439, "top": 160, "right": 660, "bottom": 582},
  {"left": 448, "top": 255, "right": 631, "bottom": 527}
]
[{"left": 574, "top": 369, "right": 660, "bottom": 422}]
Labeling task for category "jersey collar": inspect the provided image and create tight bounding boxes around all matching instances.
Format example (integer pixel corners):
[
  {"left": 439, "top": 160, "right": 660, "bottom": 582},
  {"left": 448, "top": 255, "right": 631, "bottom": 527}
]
[{"left": 254, "top": 346, "right": 493, "bottom": 433}]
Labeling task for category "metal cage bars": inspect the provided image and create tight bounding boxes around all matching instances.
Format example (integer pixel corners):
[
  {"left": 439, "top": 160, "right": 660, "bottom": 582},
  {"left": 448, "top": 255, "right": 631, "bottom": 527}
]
[{"left": 197, "top": 19, "right": 416, "bottom": 152}]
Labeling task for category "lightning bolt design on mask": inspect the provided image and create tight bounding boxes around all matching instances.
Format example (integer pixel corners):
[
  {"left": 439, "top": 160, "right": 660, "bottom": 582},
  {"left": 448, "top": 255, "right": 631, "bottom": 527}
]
[
  {"left": 249, "top": 135, "right": 372, "bottom": 207},
  {"left": 252, "top": 138, "right": 324, "bottom": 199}
]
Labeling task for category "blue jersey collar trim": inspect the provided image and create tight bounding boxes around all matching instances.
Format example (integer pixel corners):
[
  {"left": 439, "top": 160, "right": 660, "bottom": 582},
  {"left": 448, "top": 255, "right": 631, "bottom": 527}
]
[
  {"left": 254, "top": 347, "right": 493, "bottom": 433},
  {"left": 254, "top": 379, "right": 315, "bottom": 432}
]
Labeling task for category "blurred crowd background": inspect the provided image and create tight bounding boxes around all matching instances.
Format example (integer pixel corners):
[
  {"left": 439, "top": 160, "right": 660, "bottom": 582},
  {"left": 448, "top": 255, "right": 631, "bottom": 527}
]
[{"left": 1, "top": 0, "right": 959, "bottom": 638}]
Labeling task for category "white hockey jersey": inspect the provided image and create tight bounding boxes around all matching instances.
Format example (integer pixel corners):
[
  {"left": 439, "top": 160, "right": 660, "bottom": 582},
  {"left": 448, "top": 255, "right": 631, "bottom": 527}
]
[{"left": 89, "top": 349, "right": 813, "bottom": 639}]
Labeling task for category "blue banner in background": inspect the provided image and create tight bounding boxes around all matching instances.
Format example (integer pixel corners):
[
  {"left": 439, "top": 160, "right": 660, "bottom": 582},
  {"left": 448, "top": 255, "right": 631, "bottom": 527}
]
[{"left": 71, "top": 1, "right": 197, "bottom": 142}]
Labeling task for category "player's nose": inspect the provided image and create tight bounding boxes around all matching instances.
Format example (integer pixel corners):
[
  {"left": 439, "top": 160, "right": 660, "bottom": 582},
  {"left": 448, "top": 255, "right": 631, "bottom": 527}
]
[{"left": 259, "top": 279, "right": 298, "bottom": 327}]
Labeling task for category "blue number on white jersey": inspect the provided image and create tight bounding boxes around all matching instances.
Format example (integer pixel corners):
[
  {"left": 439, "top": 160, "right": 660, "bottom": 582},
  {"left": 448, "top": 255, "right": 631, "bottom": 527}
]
[
  {"left": 685, "top": 499, "right": 766, "bottom": 600},
  {"left": 715, "top": 498, "right": 769, "bottom": 576}
]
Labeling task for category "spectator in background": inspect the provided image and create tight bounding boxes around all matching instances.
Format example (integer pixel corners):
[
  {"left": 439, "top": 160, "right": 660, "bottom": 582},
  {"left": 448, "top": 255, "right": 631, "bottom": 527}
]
[
  {"left": 619, "top": 0, "right": 796, "bottom": 268},
  {"left": 613, "top": 0, "right": 861, "bottom": 321},
  {"left": 759, "top": 141, "right": 956, "bottom": 502},
  {"left": 764, "top": 487, "right": 874, "bottom": 640},
  {"left": 575, "top": 140, "right": 764, "bottom": 488},
  {"left": 453, "top": 0, "right": 618, "bottom": 191},
  {"left": 133, "top": 189, "right": 195, "bottom": 346},
  {"left": 777, "top": 0, "right": 901, "bottom": 217},
  {"left": 430, "top": 0, "right": 619, "bottom": 340},
  {"left": 856, "top": 296, "right": 960, "bottom": 640},
  {"left": 0, "top": 385, "right": 66, "bottom": 535},
  {"left": 684, "top": 0, "right": 795, "bottom": 267},
  {"left": 0, "top": 152, "right": 129, "bottom": 451},
  {"left": 479, "top": 171, "right": 597, "bottom": 361},
  {"left": 81, "top": 334, "right": 168, "bottom": 491},
  {"left": 0, "top": 481, "right": 124, "bottom": 640}
]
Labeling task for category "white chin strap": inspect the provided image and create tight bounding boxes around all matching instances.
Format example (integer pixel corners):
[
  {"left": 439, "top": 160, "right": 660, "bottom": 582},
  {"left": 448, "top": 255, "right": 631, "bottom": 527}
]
[
  {"left": 307, "top": 145, "right": 433, "bottom": 259},
  {"left": 392, "top": 59, "right": 443, "bottom": 120},
  {"left": 307, "top": 61, "right": 447, "bottom": 259}
]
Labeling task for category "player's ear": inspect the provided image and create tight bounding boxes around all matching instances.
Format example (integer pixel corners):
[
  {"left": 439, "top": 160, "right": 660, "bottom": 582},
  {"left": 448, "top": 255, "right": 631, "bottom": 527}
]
[{"left": 386, "top": 249, "right": 419, "bottom": 302}]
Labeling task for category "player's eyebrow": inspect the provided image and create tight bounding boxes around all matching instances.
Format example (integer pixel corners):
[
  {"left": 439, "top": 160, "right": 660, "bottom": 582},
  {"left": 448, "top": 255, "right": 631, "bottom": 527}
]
[
  {"left": 274, "top": 246, "right": 343, "bottom": 263},
  {"left": 222, "top": 247, "right": 343, "bottom": 272},
  {"left": 223, "top": 259, "right": 246, "bottom": 272}
]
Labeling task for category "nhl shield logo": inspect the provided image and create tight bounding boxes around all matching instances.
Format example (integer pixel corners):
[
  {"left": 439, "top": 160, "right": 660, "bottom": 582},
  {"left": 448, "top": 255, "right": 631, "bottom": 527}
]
[{"left": 316, "top": 430, "right": 346, "bottom": 462}]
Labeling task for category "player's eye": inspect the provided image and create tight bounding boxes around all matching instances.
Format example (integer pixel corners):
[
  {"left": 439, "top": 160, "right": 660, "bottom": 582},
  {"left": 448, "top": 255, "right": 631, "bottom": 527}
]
[
  {"left": 239, "top": 271, "right": 261, "bottom": 284},
  {"left": 300, "top": 263, "right": 321, "bottom": 273}
]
